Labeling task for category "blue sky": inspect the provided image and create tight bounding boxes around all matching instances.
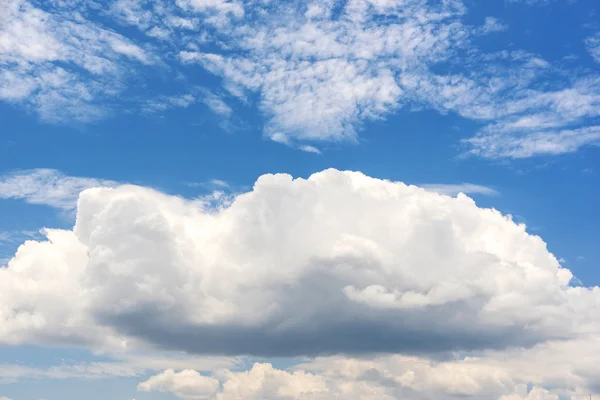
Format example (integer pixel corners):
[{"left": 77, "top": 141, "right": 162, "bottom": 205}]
[{"left": 1, "top": 0, "right": 600, "bottom": 399}]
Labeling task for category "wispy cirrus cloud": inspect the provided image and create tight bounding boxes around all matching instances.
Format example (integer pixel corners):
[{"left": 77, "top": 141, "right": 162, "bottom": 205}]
[
  {"left": 478, "top": 17, "right": 508, "bottom": 34},
  {"left": 141, "top": 94, "right": 198, "bottom": 114},
  {"left": 0, "top": 169, "right": 118, "bottom": 210},
  {"left": 2, "top": 0, "right": 600, "bottom": 159},
  {"left": 175, "top": 1, "right": 600, "bottom": 157},
  {"left": 421, "top": 183, "right": 498, "bottom": 196},
  {"left": 0, "top": 351, "right": 236, "bottom": 384},
  {"left": 465, "top": 126, "right": 600, "bottom": 159},
  {"left": 506, "top": 0, "right": 555, "bottom": 5},
  {"left": 586, "top": 32, "right": 600, "bottom": 64},
  {"left": 0, "top": 0, "right": 154, "bottom": 122},
  {"left": 178, "top": 0, "right": 468, "bottom": 144}
]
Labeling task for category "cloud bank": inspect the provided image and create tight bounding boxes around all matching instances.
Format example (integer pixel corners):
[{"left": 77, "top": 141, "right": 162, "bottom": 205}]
[
  {"left": 138, "top": 338, "right": 600, "bottom": 399},
  {"left": 1, "top": 169, "right": 597, "bottom": 360}
]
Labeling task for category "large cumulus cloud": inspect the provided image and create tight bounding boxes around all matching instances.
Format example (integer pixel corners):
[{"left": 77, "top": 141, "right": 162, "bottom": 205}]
[{"left": 1, "top": 169, "right": 598, "bottom": 356}]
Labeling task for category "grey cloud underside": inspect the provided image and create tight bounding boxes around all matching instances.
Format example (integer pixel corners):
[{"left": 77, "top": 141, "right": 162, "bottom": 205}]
[{"left": 102, "top": 295, "right": 543, "bottom": 357}]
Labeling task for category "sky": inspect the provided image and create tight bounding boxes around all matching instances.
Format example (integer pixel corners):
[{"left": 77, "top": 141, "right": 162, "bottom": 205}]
[{"left": 1, "top": 0, "right": 600, "bottom": 399}]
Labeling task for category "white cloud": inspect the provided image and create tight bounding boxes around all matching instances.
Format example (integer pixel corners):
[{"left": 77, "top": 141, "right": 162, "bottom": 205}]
[
  {"left": 506, "top": 0, "right": 554, "bottom": 5},
  {"left": 208, "top": 179, "right": 230, "bottom": 188},
  {"left": 447, "top": 61, "right": 600, "bottom": 158},
  {"left": 0, "top": 169, "right": 118, "bottom": 210},
  {"left": 200, "top": 91, "right": 233, "bottom": 117},
  {"left": 298, "top": 145, "right": 321, "bottom": 154},
  {"left": 175, "top": 1, "right": 600, "bottom": 157},
  {"left": 186, "top": 179, "right": 230, "bottom": 189},
  {"left": 0, "top": 351, "right": 236, "bottom": 384},
  {"left": 176, "top": 0, "right": 244, "bottom": 20},
  {"left": 0, "top": 230, "right": 41, "bottom": 244},
  {"left": 141, "top": 90, "right": 233, "bottom": 119},
  {"left": 139, "top": 364, "right": 330, "bottom": 400},
  {"left": 421, "top": 183, "right": 498, "bottom": 196},
  {"left": 0, "top": 361, "right": 142, "bottom": 384},
  {"left": 465, "top": 126, "right": 600, "bottom": 159},
  {"left": 479, "top": 17, "right": 508, "bottom": 34},
  {"left": 0, "top": 169, "right": 597, "bottom": 359},
  {"left": 586, "top": 32, "right": 600, "bottom": 64},
  {"left": 178, "top": 0, "right": 467, "bottom": 144},
  {"left": 142, "top": 94, "right": 198, "bottom": 114},
  {"left": 0, "top": 0, "right": 152, "bottom": 121},
  {"left": 1, "top": 0, "right": 598, "bottom": 158},
  {"left": 139, "top": 341, "right": 600, "bottom": 400},
  {"left": 109, "top": 0, "right": 243, "bottom": 32},
  {"left": 0, "top": 230, "right": 42, "bottom": 266},
  {"left": 138, "top": 369, "right": 220, "bottom": 400}
]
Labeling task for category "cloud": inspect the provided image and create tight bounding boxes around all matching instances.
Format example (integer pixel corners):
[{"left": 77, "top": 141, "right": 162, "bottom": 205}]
[
  {"left": 108, "top": 0, "right": 243, "bottom": 35},
  {"left": 506, "top": 0, "right": 554, "bottom": 5},
  {"left": 0, "top": 361, "right": 142, "bottom": 384},
  {"left": 2, "top": 0, "right": 599, "bottom": 158},
  {"left": 186, "top": 179, "right": 230, "bottom": 189},
  {"left": 138, "top": 369, "right": 220, "bottom": 400},
  {"left": 479, "top": 17, "right": 508, "bottom": 34},
  {"left": 139, "top": 364, "right": 329, "bottom": 400},
  {"left": 175, "top": 1, "right": 600, "bottom": 157},
  {"left": 142, "top": 94, "right": 198, "bottom": 114},
  {"left": 0, "top": 230, "right": 43, "bottom": 266},
  {"left": 464, "top": 126, "right": 600, "bottom": 159},
  {"left": 586, "top": 32, "right": 600, "bottom": 64},
  {"left": 449, "top": 62, "right": 600, "bottom": 158},
  {"left": 178, "top": 0, "right": 468, "bottom": 144},
  {"left": 141, "top": 89, "right": 233, "bottom": 123},
  {"left": 421, "top": 183, "right": 498, "bottom": 196},
  {"left": 0, "top": 169, "right": 118, "bottom": 210},
  {"left": 208, "top": 179, "right": 230, "bottom": 188},
  {"left": 0, "top": 230, "right": 41, "bottom": 244},
  {"left": 0, "top": 0, "right": 153, "bottom": 122},
  {"left": 0, "top": 351, "right": 236, "bottom": 384},
  {"left": 199, "top": 91, "right": 233, "bottom": 117},
  {"left": 1, "top": 169, "right": 597, "bottom": 359},
  {"left": 139, "top": 343, "right": 600, "bottom": 400},
  {"left": 298, "top": 145, "right": 322, "bottom": 154}
]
